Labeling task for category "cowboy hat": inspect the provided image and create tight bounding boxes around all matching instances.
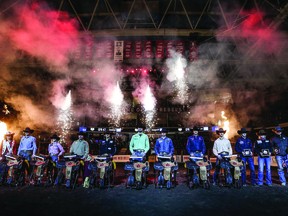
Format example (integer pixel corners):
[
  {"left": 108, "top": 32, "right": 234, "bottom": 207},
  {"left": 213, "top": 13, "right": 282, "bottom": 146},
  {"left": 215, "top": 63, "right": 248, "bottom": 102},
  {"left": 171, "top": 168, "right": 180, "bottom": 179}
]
[
  {"left": 237, "top": 128, "right": 248, "bottom": 135},
  {"left": 257, "top": 129, "right": 266, "bottom": 136},
  {"left": 159, "top": 128, "right": 168, "bottom": 133},
  {"left": 50, "top": 134, "right": 60, "bottom": 141},
  {"left": 272, "top": 126, "right": 283, "bottom": 132},
  {"left": 192, "top": 126, "right": 200, "bottom": 131},
  {"left": 4, "top": 131, "right": 15, "bottom": 136},
  {"left": 23, "top": 127, "right": 34, "bottom": 133},
  {"left": 216, "top": 128, "right": 226, "bottom": 134},
  {"left": 77, "top": 131, "right": 86, "bottom": 136}
]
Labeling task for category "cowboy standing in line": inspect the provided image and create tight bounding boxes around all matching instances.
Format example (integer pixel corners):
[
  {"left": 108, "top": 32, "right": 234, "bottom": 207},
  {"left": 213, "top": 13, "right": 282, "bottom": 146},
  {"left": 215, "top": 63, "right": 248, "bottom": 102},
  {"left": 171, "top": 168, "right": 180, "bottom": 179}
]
[
  {"left": 99, "top": 132, "right": 117, "bottom": 156},
  {"left": 186, "top": 126, "right": 208, "bottom": 183},
  {"left": 129, "top": 127, "right": 150, "bottom": 155},
  {"left": 154, "top": 128, "right": 174, "bottom": 157},
  {"left": 70, "top": 132, "right": 89, "bottom": 183},
  {"left": 254, "top": 129, "right": 273, "bottom": 186},
  {"left": 186, "top": 126, "right": 206, "bottom": 156},
  {"left": 17, "top": 127, "right": 37, "bottom": 162},
  {"left": 1, "top": 131, "right": 16, "bottom": 157},
  {"left": 235, "top": 128, "right": 256, "bottom": 186},
  {"left": 48, "top": 134, "right": 65, "bottom": 162},
  {"left": 270, "top": 126, "right": 288, "bottom": 186},
  {"left": 212, "top": 128, "right": 232, "bottom": 185},
  {"left": 17, "top": 127, "right": 37, "bottom": 180}
]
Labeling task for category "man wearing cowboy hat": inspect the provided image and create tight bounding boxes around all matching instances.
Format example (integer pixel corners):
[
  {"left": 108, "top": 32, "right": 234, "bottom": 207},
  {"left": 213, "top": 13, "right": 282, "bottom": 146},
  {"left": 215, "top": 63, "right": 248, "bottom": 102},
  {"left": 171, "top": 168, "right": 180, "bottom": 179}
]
[
  {"left": 154, "top": 128, "right": 174, "bottom": 156},
  {"left": 235, "top": 128, "right": 256, "bottom": 186},
  {"left": 186, "top": 126, "right": 208, "bottom": 184},
  {"left": 271, "top": 126, "right": 288, "bottom": 186},
  {"left": 212, "top": 128, "right": 232, "bottom": 185},
  {"left": 186, "top": 126, "right": 206, "bottom": 156},
  {"left": 70, "top": 131, "right": 90, "bottom": 184},
  {"left": 17, "top": 127, "right": 37, "bottom": 161},
  {"left": 1, "top": 131, "right": 15, "bottom": 157},
  {"left": 99, "top": 132, "right": 117, "bottom": 156},
  {"left": 254, "top": 129, "right": 273, "bottom": 186},
  {"left": 70, "top": 132, "right": 89, "bottom": 159},
  {"left": 48, "top": 134, "right": 65, "bottom": 162},
  {"left": 129, "top": 126, "right": 150, "bottom": 154}
]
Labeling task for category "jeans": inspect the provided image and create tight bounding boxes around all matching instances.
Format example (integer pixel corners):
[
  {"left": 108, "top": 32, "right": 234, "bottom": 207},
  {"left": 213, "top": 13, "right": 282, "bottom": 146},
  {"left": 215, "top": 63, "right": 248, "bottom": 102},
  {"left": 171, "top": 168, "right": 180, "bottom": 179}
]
[
  {"left": 258, "top": 156, "right": 272, "bottom": 185},
  {"left": 275, "top": 155, "right": 287, "bottom": 184},
  {"left": 241, "top": 157, "right": 256, "bottom": 185},
  {"left": 213, "top": 158, "right": 222, "bottom": 183},
  {"left": 19, "top": 150, "right": 32, "bottom": 161},
  {"left": 51, "top": 155, "right": 58, "bottom": 162}
]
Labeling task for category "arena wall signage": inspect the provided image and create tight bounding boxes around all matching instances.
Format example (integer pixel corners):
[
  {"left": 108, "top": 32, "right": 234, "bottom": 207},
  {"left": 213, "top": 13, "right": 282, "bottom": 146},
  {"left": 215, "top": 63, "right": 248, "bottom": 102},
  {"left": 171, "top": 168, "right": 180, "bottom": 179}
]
[{"left": 77, "top": 40, "right": 197, "bottom": 61}]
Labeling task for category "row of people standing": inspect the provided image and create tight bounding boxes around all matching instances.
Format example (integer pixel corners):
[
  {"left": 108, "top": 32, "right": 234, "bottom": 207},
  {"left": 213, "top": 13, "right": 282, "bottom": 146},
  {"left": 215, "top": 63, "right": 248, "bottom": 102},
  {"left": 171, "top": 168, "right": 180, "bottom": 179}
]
[
  {"left": 130, "top": 125, "right": 288, "bottom": 187},
  {"left": 1, "top": 125, "right": 288, "bottom": 187},
  {"left": 214, "top": 126, "right": 288, "bottom": 186}
]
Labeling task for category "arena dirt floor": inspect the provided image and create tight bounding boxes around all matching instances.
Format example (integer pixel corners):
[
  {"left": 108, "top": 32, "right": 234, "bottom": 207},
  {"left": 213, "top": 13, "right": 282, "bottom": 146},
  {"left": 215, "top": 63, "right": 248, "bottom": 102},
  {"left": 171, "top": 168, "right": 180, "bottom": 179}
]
[{"left": 1, "top": 164, "right": 288, "bottom": 216}]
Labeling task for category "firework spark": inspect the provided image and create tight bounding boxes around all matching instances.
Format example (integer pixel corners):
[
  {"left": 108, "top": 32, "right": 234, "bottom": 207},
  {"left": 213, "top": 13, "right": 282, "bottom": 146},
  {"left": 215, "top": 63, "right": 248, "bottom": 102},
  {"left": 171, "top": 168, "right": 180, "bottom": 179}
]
[
  {"left": 142, "top": 85, "right": 156, "bottom": 128},
  {"left": 108, "top": 82, "right": 125, "bottom": 127},
  {"left": 57, "top": 90, "right": 73, "bottom": 144},
  {"left": 166, "top": 53, "right": 189, "bottom": 104},
  {"left": 218, "top": 111, "right": 230, "bottom": 138}
]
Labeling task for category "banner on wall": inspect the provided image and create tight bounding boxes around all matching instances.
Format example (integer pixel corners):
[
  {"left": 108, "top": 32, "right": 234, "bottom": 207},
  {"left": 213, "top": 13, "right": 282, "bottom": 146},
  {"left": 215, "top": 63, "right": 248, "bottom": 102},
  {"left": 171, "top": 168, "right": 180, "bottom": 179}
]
[
  {"left": 155, "top": 40, "right": 164, "bottom": 59},
  {"left": 175, "top": 40, "right": 185, "bottom": 55},
  {"left": 105, "top": 41, "right": 113, "bottom": 59},
  {"left": 124, "top": 41, "right": 132, "bottom": 59},
  {"left": 144, "top": 41, "right": 153, "bottom": 58},
  {"left": 84, "top": 39, "right": 94, "bottom": 60},
  {"left": 134, "top": 41, "right": 142, "bottom": 58},
  {"left": 95, "top": 41, "right": 113, "bottom": 59},
  {"left": 189, "top": 41, "right": 198, "bottom": 61},
  {"left": 114, "top": 41, "right": 124, "bottom": 61},
  {"left": 166, "top": 40, "right": 174, "bottom": 58}
]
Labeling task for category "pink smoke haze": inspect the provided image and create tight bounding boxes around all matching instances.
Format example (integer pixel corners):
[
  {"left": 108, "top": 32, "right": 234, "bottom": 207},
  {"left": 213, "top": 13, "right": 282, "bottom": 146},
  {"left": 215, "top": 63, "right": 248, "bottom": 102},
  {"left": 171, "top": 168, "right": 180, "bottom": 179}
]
[
  {"left": 8, "top": 2, "right": 79, "bottom": 69},
  {"left": 49, "top": 79, "right": 71, "bottom": 109},
  {"left": 218, "top": 10, "right": 286, "bottom": 56},
  {"left": 240, "top": 11, "right": 284, "bottom": 54}
]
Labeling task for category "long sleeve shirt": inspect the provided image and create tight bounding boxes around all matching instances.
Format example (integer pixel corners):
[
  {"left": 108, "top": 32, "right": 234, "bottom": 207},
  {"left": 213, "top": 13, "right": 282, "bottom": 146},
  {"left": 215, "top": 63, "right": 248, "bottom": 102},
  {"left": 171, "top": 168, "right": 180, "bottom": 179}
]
[
  {"left": 1, "top": 140, "right": 15, "bottom": 156},
  {"left": 129, "top": 132, "right": 150, "bottom": 154},
  {"left": 154, "top": 136, "right": 174, "bottom": 155},
  {"left": 99, "top": 139, "right": 117, "bottom": 156},
  {"left": 235, "top": 137, "right": 253, "bottom": 156},
  {"left": 70, "top": 139, "right": 89, "bottom": 158},
  {"left": 186, "top": 135, "right": 206, "bottom": 154},
  {"left": 48, "top": 142, "right": 65, "bottom": 157},
  {"left": 254, "top": 139, "right": 273, "bottom": 157},
  {"left": 17, "top": 135, "right": 37, "bottom": 155},
  {"left": 271, "top": 135, "right": 288, "bottom": 156},
  {"left": 213, "top": 137, "right": 232, "bottom": 157}
]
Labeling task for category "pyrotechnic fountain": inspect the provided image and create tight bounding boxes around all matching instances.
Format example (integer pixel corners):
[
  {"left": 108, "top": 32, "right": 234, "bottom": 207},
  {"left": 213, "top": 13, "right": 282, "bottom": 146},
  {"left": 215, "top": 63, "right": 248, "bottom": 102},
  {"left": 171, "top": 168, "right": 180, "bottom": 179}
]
[
  {"left": 142, "top": 85, "right": 156, "bottom": 128},
  {"left": 57, "top": 90, "right": 73, "bottom": 143},
  {"left": 218, "top": 111, "right": 230, "bottom": 138},
  {"left": 166, "top": 54, "right": 189, "bottom": 104},
  {"left": 108, "top": 82, "right": 125, "bottom": 127}
]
